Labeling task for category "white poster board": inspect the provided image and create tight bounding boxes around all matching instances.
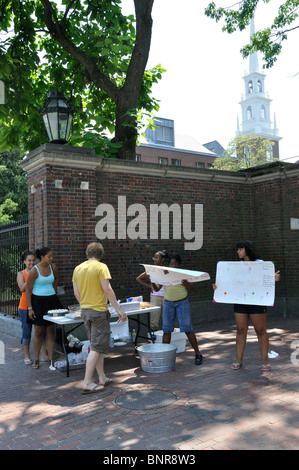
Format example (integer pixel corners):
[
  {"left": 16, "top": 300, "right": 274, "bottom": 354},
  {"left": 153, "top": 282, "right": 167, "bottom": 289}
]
[
  {"left": 142, "top": 264, "right": 210, "bottom": 286},
  {"left": 213, "top": 261, "right": 275, "bottom": 306}
]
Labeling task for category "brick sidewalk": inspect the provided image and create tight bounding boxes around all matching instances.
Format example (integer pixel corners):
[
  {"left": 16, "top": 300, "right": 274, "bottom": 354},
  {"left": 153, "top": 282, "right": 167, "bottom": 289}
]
[{"left": 0, "top": 317, "right": 298, "bottom": 450}]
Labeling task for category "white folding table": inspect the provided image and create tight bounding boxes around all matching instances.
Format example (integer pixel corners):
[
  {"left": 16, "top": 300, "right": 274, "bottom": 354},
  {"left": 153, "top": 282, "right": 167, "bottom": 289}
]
[{"left": 43, "top": 305, "right": 160, "bottom": 377}]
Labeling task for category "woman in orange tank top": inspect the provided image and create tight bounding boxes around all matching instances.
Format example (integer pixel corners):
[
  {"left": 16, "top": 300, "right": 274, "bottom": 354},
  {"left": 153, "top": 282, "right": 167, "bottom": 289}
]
[{"left": 17, "top": 251, "right": 35, "bottom": 364}]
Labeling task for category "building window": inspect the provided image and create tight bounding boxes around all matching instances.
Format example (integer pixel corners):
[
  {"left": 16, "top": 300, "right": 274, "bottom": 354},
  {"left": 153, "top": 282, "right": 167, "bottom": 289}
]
[
  {"left": 135, "top": 154, "right": 141, "bottom": 162},
  {"left": 247, "top": 106, "right": 252, "bottom": 120},
  {"left": 156, "top": 125, "right": 173, "bottom": 144},
  {"left": 258, "top": 80, "right": 262, "bottom": 92},
  {"left": 261, "top": 105, "right": 266, "bottom": 119},
  {"left": 158, "top": 157, "right": 168, "bottom": 165},
  {"left": 171, "top": 159, "right": 181, "bottom": 166},
  {"left": 196, "top": 162, "right": 205, "bottom": 168},
  {"left": 248, "top": 81, "right": 253, "bottom": 94}
]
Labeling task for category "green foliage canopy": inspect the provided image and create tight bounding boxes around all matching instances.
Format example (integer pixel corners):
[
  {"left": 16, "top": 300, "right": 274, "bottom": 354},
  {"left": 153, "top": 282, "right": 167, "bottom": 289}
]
[
  {"left": 0, "top": 150, "right": 28, "bottom": 224},
  {"left": 0, "top": 0, "right": 163, "bottom": 158}
]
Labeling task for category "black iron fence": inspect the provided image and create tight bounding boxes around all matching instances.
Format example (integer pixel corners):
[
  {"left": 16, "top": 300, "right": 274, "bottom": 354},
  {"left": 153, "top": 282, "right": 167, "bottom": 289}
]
[{"left": 0, "top": 218, "right": 29, "bottom": 317}]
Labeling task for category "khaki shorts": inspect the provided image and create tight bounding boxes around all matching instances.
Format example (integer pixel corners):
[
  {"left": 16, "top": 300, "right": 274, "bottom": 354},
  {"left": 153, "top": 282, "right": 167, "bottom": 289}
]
[{"left": 81, "top": 308, "right": 111, "bottom": 353}]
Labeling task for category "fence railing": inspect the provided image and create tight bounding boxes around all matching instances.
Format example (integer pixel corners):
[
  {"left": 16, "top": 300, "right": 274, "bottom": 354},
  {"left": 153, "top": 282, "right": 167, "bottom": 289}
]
[{"left": 0, "top": 218, "right": 29, "bottom": 317}]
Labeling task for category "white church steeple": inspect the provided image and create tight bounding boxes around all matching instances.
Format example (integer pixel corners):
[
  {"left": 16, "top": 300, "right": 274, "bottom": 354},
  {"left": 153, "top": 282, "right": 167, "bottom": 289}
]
[{"left": 237, "top": 17, "right": 282, "bottom": 158}]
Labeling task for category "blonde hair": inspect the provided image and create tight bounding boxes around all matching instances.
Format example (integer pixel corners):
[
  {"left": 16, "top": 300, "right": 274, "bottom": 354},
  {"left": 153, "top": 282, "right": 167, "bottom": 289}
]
[{"left": 86, "top": 242, "right": 104, "bottom": 260}]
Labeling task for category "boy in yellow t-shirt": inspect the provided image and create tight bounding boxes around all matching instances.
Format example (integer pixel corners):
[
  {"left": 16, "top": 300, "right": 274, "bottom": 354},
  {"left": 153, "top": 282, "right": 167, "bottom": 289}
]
[{"left": 72, "top": 242, "right": 126, "bottom": 394}]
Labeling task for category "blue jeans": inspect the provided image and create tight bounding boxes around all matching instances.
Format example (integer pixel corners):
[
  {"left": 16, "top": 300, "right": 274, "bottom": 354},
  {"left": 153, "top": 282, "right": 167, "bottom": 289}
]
[
  {"left": 18, "top": 308, "right": 32, "bottom": 345},
  {"left": 162, "top": 297, "right": 193, "bottom": 333}
]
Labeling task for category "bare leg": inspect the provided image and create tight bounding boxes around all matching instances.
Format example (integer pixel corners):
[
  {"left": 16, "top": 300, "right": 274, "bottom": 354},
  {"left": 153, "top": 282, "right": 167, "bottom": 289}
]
[
  {"left": 24, "top": 344, "right": 31, "bottom": 361},
  {"left": 185, "top": 331, "right": 201, "bottom": 355},
  {"left": 95, "top": 353, "right": 110, "bottom": 384},
  {"left": 33, "top": 325, "right": 46, "bottom": 361},
  {"left": 250, "top": 313, "right": 269, "bottom": 366},
  {"left": 45, "top": 324, "right": 55, "bottom": 362},
  {"left": 163, "top": 332, "right": 171, "bottom": 343},
  {"left": 83, "top": 350, "right": 104, "bottom": 389},
  {"left": 234, "top": 313, "right": 249, "bottom": 365}
]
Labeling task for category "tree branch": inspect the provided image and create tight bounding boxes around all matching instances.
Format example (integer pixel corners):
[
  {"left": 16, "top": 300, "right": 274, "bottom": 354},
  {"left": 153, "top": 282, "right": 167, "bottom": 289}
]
[{"left": 40, "top": 0, "right": 119, "bottom": 101}]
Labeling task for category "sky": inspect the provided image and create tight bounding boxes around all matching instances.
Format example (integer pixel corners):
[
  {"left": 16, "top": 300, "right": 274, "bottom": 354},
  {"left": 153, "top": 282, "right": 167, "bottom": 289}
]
[{"left": 121, "top": 0, "right": 299, "bottom": 163}]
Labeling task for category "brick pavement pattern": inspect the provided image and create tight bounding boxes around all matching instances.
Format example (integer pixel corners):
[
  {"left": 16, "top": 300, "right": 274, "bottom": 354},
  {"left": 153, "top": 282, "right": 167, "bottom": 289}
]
[{"left": 0, "top": 318, "right": 298, "bottom": 450}]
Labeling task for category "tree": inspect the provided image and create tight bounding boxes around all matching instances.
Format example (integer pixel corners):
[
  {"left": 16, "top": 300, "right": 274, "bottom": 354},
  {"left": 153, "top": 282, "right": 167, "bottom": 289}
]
[
  {"left": 0, "top": 150, "right": 28, "bottom": 224},
  {"left": 212, "top": 133, "right": 275, "bottom": 171},
  {"left": 0, "top": 0, "right": 163, "bottom": 159},
  {"left": 205, "top": 0, "right": 299, "bottom": 68}
]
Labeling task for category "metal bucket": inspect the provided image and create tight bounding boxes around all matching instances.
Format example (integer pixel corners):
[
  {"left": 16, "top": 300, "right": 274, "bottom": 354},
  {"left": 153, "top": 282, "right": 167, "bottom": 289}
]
[{"left": 137, "top": 343, "right": 177, "bottom": 373}]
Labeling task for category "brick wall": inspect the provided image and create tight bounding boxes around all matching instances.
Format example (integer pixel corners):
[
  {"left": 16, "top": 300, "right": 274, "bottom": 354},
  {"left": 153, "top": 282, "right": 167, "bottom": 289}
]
[{"left": 22, "top": 145, "right": 299, "bottom": 322}]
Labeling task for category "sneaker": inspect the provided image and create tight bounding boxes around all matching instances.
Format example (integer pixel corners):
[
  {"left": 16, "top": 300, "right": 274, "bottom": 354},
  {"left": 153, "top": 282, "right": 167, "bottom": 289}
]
[{"left": 195, "top": 353, "right": 203, "bottom": 365}]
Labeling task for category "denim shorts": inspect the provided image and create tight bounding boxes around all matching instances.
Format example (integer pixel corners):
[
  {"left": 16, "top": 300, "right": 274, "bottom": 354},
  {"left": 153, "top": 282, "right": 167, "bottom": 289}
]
[
  {"left": 162, "top": 297, "right": 193, "bottom": 333},
  {"left": 81, "top": 308, "right": 111, "bottom": 354},
  {"left": 18, "top": 308, "right": 32, "bottom": 345}
]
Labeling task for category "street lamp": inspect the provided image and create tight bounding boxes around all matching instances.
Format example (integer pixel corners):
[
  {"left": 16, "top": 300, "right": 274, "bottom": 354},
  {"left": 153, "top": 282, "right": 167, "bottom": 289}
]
[{"left": 41, "top": 89, "right": 73, "bottom": 144}]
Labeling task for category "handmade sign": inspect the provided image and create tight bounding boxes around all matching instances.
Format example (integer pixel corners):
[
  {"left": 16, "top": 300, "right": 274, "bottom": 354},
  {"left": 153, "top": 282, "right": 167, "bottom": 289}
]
[
  {"left": 142, "top": 264, "right": 210, "bottom": 286},
  {"left": 213, "top": 261, "right": 275, "bottom": 306}
]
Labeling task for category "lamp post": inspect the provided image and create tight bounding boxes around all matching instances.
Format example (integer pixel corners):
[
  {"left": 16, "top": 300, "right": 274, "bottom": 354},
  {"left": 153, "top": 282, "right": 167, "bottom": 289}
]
[{"left": 41, "top": 89, "right": 73, "bottom": 144}]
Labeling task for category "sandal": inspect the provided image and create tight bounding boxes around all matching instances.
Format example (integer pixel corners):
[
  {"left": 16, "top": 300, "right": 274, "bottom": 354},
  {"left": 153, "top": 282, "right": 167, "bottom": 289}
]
[
  {"left": 24, "top": 358, "right": 32, "bottom": 365},
  {"left": 261, "top": 364, "right": 271, "bottom": 372},
  {"left": 99, "top": 378, "right": 112, "bottom": 387},
  {"left": 231, "top": 362, "right": 242, "bottom": 370},
  {"left": 81, "top": 383, "right": 105, "bottom": 395},
  {"left": 31, "top": 360, "right": 39, "bottom": 369}
]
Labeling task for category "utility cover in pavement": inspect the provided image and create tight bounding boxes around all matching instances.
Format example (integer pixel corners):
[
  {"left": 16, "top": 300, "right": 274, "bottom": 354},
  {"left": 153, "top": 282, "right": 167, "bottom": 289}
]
[{"left": 115, "top": 389, "right": 177, "bottom": 410}]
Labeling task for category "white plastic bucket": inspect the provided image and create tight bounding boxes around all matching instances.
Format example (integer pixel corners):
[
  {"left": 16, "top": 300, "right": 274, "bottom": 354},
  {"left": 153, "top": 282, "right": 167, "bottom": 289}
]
[{"left": 137, "top": 343, "right": 177, "bottom": 373}]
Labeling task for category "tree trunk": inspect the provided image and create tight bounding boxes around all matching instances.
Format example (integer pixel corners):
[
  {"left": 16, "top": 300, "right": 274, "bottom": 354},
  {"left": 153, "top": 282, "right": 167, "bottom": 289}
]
[{"left": 113, "top": 0, "right": 154, "bottom": 160}]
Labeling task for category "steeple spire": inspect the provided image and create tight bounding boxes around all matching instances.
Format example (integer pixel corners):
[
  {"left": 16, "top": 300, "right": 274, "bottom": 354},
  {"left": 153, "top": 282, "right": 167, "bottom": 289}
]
[
  {"left": 236, "top": 15, "right": 282, "bottom": 158},
  {"left": 249, "top": 18, "right": 259, "bottom": 74}
]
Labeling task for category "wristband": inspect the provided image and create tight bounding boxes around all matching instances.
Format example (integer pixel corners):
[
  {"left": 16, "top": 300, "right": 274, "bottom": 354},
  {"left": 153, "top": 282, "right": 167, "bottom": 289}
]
[{"left": 28, "top": 307, "right": 33, "bottom": 310}]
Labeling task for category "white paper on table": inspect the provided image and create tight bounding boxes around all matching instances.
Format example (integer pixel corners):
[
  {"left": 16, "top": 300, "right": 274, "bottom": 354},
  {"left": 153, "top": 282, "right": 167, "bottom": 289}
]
[
  {"left": 213, "top": 261, "right": 275, "bottom": 306},
  {"left": 141, "top": 264, "right": 210, "bottom": 286}
]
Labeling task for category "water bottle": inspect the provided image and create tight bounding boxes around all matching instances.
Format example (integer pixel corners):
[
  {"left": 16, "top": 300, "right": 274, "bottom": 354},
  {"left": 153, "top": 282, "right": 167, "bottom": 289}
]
[
  {"left": 132, "top": 329, "right": 136, "bottom": 342},
  {"left": 109, "top": 334, "right": 114, "bottom": 348}
]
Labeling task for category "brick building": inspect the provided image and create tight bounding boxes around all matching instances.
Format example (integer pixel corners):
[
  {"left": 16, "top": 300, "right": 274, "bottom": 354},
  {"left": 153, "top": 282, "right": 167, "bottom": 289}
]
[
  {"left": 21, "top": 144, "right": 299, "bottom": 324},
  {"left": 136, "top": 117, "right": 219, "bottom": 169}
]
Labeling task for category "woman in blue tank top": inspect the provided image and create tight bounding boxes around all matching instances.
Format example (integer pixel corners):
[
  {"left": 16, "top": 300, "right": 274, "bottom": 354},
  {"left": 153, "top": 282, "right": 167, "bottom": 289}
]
[{"left": 26, "top": 247, "right": 62, "bottom": 369}]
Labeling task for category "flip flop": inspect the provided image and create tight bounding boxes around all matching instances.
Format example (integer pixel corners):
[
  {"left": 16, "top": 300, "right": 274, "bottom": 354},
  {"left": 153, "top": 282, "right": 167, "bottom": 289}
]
[
  {"left": 231, "top": 362, "right": 242, "bottom": 370},
  {"left": 81, "top": 384, "right": 105, "bottom": 395},
  {"left": 24, "top": 359, "right": 32, "bottom": 365},
  {"left": 261, "top": 364, "right": 271, "bottom": 372},
  {"left": 99, "top": 378, "right": 112, "bottom": 387}
]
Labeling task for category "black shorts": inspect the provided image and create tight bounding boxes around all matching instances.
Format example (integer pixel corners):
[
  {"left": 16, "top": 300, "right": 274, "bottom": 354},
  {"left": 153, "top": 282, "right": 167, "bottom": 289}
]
[
  {"left": 27, "top": 293, "right": 62, "bottom": 326},
  {"left": 234, "top": 304, "right": 267, "bottom": 314}
]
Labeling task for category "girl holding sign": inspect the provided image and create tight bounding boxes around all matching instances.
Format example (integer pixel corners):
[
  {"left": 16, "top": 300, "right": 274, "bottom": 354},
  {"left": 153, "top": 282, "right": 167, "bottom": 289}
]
[{"left": 213, "top": 240, "right": 280, "bottom": 372}]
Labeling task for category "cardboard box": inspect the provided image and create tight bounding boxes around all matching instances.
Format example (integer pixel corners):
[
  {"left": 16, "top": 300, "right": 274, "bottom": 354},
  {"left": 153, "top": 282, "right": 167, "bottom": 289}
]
[{"left": 153, "top": 328, "right": 187, "bottom": 353}]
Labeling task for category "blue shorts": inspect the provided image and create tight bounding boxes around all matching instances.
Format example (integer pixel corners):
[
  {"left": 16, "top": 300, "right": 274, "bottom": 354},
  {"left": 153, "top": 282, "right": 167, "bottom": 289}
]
[
  {"left": 162, "top": 297, "right": 193, "bottom": 333},
  {"left": 18, "top": 308, "right": 32, "bottom": 345}
]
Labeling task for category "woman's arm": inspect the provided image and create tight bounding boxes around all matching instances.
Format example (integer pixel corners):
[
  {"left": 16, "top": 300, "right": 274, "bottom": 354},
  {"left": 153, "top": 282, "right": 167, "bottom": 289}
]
[
  {"left": 17, "top": 271, "right": 26, "bottom": 293},
  {"left": 52, "top": 263, "right": 59, "bottom": 292},
  {"left": 26, "top": 268, "right": 38, "bottom": 320},
  {"left": 181, "top": 279, "right": 194, "bottom": 293},
  {"left": 136, "top": 272, "right": 153, "bottom": 290}
]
